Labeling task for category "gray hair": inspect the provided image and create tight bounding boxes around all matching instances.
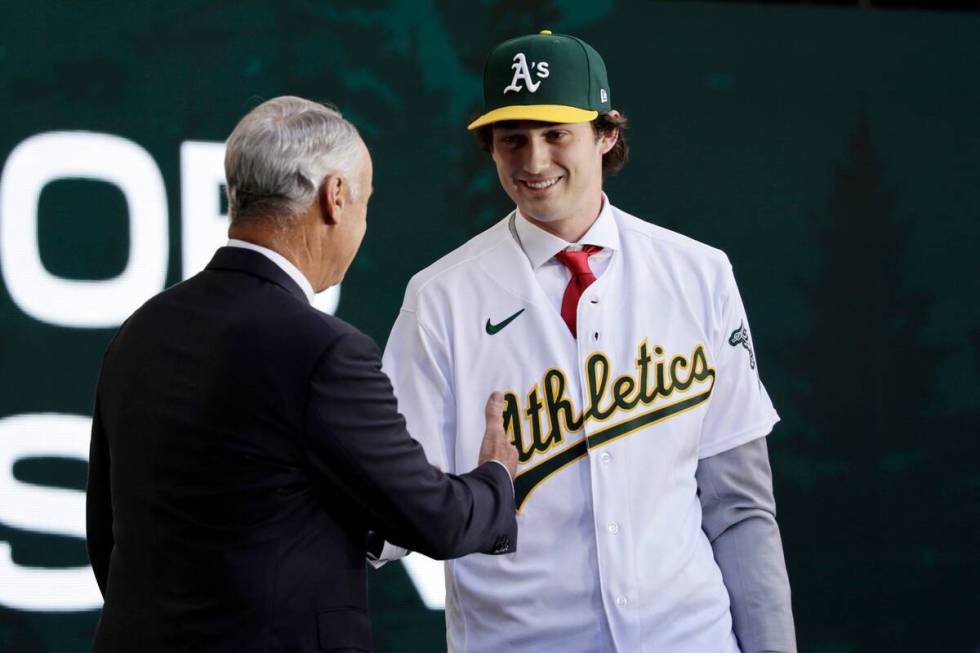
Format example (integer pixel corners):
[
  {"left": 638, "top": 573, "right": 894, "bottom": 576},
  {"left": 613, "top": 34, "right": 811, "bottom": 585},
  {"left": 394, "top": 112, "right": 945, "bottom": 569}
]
[{"left": 224, "top": 96, "right": 363, "bottom": 224}]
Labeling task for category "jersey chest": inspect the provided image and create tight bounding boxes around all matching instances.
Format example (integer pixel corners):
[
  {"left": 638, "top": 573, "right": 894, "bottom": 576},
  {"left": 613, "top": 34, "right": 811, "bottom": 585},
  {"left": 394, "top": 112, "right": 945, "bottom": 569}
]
[{"left": 447, "top": 254, "right": 717, "bottom": 512}]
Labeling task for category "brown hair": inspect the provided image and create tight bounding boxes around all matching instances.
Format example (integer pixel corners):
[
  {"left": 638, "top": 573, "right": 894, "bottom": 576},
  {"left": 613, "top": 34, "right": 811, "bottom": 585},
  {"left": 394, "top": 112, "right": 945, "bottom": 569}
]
[{"left": 473, "top": 111, "right": 630, "bottom": 176}]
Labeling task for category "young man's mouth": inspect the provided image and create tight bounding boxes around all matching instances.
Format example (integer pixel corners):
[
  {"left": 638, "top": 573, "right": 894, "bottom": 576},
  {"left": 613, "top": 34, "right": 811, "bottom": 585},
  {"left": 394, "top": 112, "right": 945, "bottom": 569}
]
[{"left": 518, "top": 176, "right": 563, "bottom": 192}]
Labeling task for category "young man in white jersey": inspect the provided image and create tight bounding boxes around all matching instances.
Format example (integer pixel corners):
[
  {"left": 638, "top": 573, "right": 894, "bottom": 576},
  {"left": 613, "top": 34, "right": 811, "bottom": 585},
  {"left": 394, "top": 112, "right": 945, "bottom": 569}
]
[{"left": 382, "top": 31, "right": 797, "bottom": 653}]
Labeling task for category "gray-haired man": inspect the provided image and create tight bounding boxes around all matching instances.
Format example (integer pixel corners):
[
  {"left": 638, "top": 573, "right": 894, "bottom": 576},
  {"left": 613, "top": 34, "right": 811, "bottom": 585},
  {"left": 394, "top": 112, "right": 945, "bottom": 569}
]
[{"left": 86, "top": 96, "right": 518, "bottom": 653}]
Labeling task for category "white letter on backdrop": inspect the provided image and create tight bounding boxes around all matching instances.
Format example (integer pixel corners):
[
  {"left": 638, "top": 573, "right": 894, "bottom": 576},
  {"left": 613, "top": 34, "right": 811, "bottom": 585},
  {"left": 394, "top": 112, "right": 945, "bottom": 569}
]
[
  {"left": 0, "top": 413, "right": 102, "bottom": 611},
  {"left": 0, "top": 131, "right": 168, "bottom": 328}
]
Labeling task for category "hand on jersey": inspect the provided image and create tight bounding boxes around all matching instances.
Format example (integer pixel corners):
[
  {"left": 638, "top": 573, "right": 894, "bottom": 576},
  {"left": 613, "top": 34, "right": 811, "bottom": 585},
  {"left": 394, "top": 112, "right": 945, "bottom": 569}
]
[{"left": 478, "top": 391, "right": 519, "bottom": 480}]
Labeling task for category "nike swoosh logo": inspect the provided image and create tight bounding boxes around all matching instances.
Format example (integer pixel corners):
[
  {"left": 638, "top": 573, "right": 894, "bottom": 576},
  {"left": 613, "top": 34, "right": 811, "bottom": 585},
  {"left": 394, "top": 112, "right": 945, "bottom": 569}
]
[{"left": 486, "top": 309, "right": 525, "bottom": 335}]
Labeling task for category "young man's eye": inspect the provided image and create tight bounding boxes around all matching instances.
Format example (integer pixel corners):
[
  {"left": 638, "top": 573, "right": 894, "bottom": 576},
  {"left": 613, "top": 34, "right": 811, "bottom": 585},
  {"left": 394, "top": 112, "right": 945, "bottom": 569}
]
[{"left": 546, "top": 131, "right": 567, "bottom": 141}]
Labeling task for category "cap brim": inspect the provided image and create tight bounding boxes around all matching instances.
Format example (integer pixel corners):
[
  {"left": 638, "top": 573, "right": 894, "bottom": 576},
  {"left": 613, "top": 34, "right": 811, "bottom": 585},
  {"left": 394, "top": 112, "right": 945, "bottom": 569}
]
[{"left": 467, "top": 104, "right": 599, "bottom": 130}]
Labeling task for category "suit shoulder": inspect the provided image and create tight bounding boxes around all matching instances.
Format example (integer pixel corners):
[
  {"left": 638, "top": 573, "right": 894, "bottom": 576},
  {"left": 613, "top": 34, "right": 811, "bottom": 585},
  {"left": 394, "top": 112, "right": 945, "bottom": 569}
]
[
  {"left": 268, "top": 297, "right": 374, "bottom": 357},
  {"left": 127, "top": 271, "right": 368, "bottom": 354},
  {"left": 299, "top": 305, "right": 364, "bottom": 342},
  {"left": 400, "top": 217, "right": 512, "bottom": 312}
]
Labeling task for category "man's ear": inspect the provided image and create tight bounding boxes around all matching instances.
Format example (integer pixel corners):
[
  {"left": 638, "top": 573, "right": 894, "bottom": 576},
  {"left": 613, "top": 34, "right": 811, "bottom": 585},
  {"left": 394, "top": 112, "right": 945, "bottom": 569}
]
[
  {"left": 599, "top": 128, "right": 619, "bottom": 156},
  {"left": 318, "top": 174, "right": 347, "bottom": 226},
  {"left": 598, "top": 110, "right": 621, "bottom": 156}
]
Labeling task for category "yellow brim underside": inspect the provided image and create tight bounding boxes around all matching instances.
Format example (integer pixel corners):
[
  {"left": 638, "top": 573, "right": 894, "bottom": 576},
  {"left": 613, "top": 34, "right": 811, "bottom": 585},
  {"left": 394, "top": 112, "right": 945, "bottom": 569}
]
[{"left": 467, "top": 104, "right": 599, "bottom": 130}]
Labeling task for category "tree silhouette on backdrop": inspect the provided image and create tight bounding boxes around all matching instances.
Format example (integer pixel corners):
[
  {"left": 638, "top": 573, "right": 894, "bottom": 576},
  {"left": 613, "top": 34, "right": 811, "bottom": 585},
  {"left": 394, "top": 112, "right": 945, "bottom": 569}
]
[{"left": 782, "top": 112, "right": 976, "bottom": 653}]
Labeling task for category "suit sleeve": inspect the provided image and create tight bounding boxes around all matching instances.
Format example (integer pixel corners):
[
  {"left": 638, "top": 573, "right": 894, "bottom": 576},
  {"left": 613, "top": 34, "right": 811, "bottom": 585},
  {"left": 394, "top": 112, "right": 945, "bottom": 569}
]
[
  {"left": 699, "top": 263, "right": 780, "bottom": 458},
  {"left": 303, "top": 330, "right": 516, "bottom": 560},
  {"left": 368, "top": 306, "right": 457, "bottom": 565},
  {"left": 697, "top": 437, "right": 797, "bottom": 653},
  {"left": 86, "top": 393, "right": 113, "bottom": 596}
]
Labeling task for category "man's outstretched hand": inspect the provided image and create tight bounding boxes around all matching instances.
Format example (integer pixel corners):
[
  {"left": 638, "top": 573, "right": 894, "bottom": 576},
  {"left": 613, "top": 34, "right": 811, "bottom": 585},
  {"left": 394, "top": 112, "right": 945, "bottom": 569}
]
[{"left": 478, "top": 391, "right": 518, "bottom": 481}]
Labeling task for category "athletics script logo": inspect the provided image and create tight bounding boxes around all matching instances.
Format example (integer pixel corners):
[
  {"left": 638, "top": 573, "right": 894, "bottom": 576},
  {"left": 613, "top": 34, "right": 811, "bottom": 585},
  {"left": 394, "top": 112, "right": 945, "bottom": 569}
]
[
  {"left": 503, "top": 52, "right": 550, "bottom": 94},
  {"left": 504, "top": 339, "right": 716, "bottom": 510}
]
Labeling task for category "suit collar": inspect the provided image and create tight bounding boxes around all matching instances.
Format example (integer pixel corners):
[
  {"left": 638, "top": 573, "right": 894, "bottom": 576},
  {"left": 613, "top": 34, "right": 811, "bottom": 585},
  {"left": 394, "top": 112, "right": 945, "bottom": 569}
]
[
  {"left": 205, "top": 247, "right": 310, "bottom": 303},
  {"left": 226, "top": 239, "right": 316, "bottom": 303}
]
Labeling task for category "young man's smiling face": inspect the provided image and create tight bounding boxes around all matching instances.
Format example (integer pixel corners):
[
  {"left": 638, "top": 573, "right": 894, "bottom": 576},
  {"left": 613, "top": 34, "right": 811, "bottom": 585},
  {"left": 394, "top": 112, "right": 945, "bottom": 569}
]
[{"left": 490, "top": 120, "right": 617, "bottom": 236}]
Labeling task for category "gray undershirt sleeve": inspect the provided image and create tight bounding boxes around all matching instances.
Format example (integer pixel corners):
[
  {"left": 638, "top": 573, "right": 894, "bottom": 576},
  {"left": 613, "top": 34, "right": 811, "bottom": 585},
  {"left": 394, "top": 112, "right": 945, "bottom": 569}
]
[{"left": 696, "top": 436, "right": 797, "bottom": 653}]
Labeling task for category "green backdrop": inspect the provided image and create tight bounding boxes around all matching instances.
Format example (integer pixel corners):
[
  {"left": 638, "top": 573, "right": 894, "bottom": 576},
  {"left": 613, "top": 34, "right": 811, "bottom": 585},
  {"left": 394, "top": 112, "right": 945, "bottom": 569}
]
[{"left": 1, "top": 1, "right": 977, "bottom": 651}]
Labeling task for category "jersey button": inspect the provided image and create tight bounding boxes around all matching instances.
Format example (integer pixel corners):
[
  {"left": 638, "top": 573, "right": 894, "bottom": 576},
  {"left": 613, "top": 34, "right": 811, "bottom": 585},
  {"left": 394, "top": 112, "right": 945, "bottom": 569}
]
[
  {"left": 589, "top": 295, "right": 599, "bottom": 304},
  {"left": 615, "top": 595, "right": 628, "bottom": 607},
  {"left": 593, "top": 331, "right": 600, "bottom": 342},
  {"left": 599, "top": 452, "right": 611, "bottom": 464},
  {"left": 607, "top": 521, "right": 620, "bottom": 534}
]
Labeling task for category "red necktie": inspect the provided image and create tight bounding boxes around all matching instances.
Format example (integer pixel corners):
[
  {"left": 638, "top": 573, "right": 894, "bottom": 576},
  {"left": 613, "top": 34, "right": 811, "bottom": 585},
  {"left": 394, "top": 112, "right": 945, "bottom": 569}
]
[{"left": 555, "top": 245, "right": 602, "bottom": 337}]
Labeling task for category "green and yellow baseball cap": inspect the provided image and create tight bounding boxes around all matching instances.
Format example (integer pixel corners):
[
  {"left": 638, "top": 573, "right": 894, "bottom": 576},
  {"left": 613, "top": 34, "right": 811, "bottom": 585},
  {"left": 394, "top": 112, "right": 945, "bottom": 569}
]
[{"left": 467, "top": 30, "right": 611, "bottom": 130}]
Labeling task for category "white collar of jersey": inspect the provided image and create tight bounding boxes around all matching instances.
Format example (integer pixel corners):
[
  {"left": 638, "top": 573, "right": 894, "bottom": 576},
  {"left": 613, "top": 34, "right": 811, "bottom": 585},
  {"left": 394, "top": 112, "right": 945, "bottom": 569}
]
[
  {"left": 225, "top": 238, "right": 316, "bottom": 304},
  {"left": 513, "top": 193, "right": 620, "bottom": 270}
]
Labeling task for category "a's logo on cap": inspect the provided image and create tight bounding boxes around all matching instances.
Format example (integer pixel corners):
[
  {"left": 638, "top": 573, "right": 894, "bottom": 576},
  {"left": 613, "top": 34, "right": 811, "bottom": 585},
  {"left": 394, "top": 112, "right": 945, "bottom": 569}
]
[{"left": 503, "top": 52, "right": 550, "bottom": 94}]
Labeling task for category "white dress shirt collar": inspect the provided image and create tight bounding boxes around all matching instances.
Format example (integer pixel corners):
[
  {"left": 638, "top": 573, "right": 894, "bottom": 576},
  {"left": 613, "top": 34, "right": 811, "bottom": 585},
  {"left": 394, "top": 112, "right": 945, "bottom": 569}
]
[
  {"left": 513, "top": 193, "right": 620, "bottom": 270},
  {"left": 225, "top": 239, "right": 315, "bottom": 304}
]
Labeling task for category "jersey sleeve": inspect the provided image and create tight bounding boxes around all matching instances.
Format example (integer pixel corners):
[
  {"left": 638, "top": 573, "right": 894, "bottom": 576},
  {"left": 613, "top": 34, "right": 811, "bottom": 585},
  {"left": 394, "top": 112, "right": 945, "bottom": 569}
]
[
  {"left": 382, "top": 306, "right": 457, "bottom": 473},
  {"left": 698, "top": 264, "right": 780, "bottom": 459}
]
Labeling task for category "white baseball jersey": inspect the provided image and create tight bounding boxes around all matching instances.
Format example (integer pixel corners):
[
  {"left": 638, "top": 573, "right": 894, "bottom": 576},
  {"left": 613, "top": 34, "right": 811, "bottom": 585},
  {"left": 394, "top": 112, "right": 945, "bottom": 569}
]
[{"left": 382, "top": 198, "right": 779, "bottom": 653}]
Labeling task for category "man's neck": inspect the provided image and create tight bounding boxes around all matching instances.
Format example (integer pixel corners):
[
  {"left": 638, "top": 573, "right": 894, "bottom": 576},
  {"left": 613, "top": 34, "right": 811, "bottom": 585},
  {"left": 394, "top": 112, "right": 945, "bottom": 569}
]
[
  {"left": 522, "top": 193, "right": 604, "bottom": 243},
  {"left": 228, "top": 221, "right": 323, "bottom": 290}
]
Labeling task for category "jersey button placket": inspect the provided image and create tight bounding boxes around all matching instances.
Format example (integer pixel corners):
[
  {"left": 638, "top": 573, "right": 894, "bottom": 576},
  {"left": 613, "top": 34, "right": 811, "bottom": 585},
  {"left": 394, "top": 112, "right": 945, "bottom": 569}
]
[
  {"left": 582, "top": 248, "right": 638, "bottom": 646},
  {"left": 577, "top": 272, "right": 631, "bottom": 645}
]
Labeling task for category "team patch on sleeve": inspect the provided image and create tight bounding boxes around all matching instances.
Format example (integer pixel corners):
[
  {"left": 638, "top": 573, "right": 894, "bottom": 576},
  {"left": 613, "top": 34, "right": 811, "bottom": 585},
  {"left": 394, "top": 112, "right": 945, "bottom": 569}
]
[{"left": 727, "top": 321, "right": 756, "bottom": 370}]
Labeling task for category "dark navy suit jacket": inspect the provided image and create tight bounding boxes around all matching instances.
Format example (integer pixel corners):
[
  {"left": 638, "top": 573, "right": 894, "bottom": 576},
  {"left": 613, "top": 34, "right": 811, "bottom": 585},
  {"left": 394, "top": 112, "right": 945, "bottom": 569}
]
[{"left": 86, "top": 247, "right": 516, "bottom": 652}]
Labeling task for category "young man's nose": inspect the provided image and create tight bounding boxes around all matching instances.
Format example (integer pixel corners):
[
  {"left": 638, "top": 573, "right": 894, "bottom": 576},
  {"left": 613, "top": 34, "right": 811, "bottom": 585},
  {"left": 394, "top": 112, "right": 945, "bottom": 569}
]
[{"left": 522, "top": 138, "right": 552, "bottom": 175}]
